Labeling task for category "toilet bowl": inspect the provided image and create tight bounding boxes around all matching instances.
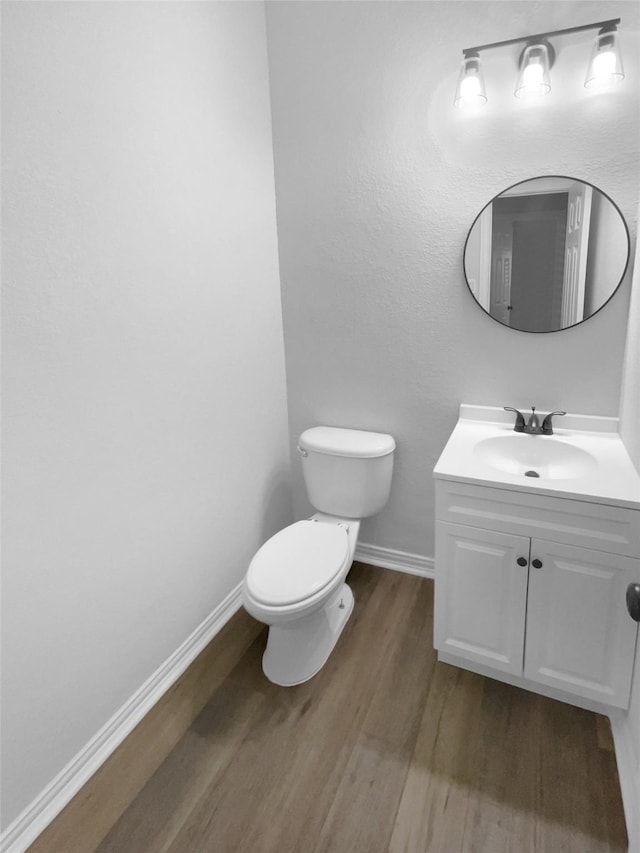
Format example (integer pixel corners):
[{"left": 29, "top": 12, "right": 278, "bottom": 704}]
[
  {"left": 243, "top": 515, "right": 360, "bottom": 685},
  {"left": 242, "top": 425, "right": 395, "bottom": 686}
]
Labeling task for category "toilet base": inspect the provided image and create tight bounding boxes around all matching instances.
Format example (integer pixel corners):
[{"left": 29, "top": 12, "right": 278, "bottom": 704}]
[{"left": 262, "top": 583, "right": 354, "bottom": 686}]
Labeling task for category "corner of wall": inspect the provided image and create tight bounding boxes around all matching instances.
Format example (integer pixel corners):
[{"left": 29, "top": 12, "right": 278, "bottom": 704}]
[
  {"left": 616, "top": 205, "right": 640, "bottom": 853},
  {"left": 619, "top": 221, "right": 640, "bottom": 472}
]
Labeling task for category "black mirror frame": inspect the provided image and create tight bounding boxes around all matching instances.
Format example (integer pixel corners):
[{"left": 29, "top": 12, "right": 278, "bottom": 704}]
[{"left": 463, "top": 175, "right": 631, "bottom": 334}]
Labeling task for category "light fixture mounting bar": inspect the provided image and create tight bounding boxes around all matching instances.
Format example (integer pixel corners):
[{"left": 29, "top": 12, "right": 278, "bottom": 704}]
[{"left": 462, "top": 18, "right": 621, "bottom": 58}]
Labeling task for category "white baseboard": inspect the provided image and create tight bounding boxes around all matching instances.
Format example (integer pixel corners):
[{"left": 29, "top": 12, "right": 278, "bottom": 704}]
[
  {"left": 1, "top": 582, "right": 244, "bottom": 853},
  {"left": 354, "top": 542, "right": 434, "bottom": 578},
  {"left": 610, "top": 713, "right": 640, "bottom": 853}
]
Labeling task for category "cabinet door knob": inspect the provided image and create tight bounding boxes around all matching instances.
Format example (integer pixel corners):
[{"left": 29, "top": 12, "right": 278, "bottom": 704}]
[
  {"left": 517, "top": 557, "right": 528, "bottom": 566},
  {"left": 627, "top": 583, "right": 640, "bottom": 623},
  {"left": 532, "top": 558, "right": 543, "bottom": 569}
]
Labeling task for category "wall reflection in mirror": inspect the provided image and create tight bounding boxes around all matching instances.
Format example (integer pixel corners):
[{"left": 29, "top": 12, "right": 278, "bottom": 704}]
[{"left": 463, "top": 177, "right": 630, "bottom": 333}]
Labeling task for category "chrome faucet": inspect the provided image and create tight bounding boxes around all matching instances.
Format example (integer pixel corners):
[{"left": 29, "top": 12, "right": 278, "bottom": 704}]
[{"left": 504, "top": 406, "right": 567, "bottom": 435}]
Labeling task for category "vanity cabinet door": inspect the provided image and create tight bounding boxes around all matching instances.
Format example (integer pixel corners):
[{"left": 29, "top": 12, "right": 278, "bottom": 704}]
[
  {"left": 434, "top": 521, "right": 530, "bottom": 676},
  {"left": 524, "top": 540, "right": 639, "bottom": 709}
]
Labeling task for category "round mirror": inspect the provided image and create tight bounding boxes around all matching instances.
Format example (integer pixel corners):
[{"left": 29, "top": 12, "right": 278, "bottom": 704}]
[{"left": 463, "top": 176, "right": 630, "bottom": 333}]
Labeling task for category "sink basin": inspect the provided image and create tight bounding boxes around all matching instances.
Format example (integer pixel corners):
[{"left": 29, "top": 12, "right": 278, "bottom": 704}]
[
  {"left": 474, "top": 434, "right": 598, "bottom": 480},
  {"left": 433, "top": 405, "right": 640, "bottom": 507}
]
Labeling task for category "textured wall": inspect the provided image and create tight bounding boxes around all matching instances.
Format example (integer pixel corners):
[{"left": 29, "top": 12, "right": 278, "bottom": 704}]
[
  {"left": 266, "top": 0, "right": 640, "bottom": 558},
  {"left": 621, "top": 211, "right": 640, "bottom": 473},
  {"left": 1, "top": 1, "right": 290, "bottom": 830},
  {"left": 619, "top": 203, "right": 640, "bottom": 839}
]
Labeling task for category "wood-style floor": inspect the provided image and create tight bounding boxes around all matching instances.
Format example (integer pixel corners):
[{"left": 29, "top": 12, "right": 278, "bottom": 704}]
[{"left": 89, "top": 564, "right": 626, "bottom": 852}]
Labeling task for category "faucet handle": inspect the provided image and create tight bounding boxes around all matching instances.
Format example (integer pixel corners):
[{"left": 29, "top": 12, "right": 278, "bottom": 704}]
[
  {"left": 504, "top": 407, "right": 525, "bottom": 433},
  {"left": 541, "top": 411, "right": 567, "bottom": 435}
]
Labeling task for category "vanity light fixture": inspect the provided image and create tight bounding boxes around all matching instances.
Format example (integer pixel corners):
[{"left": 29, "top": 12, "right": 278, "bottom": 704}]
[{"left": 455, "top": 18, "right": 624, "bottom": 108}]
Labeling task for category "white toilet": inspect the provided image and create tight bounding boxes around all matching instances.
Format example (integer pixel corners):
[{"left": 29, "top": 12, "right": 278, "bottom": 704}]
[{"left": 243, "top": 425, "right": 395, "bottom": 686}]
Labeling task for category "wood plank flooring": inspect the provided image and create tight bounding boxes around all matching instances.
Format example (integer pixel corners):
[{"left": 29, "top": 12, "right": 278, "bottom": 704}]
[
  {"left": 27, "top": 609, "right": 263, "bottom": 853},
  {"left": 43, "top": 564, "right": 629, "bottom": 852}
]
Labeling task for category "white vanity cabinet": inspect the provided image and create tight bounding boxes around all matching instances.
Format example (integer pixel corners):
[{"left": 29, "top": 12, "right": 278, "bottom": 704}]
[{"left": 434, "top": 480, "right": 640, "bottom": 711}]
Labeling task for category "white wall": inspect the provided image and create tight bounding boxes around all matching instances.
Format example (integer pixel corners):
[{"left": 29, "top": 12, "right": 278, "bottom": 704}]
[
  {"left": 620, "top": 220, "right": 640, "bottom": 475},
  {"left": 266, "top": 0, "right": 640, "bottom": 559},
  {"left": 1, "top": 1, "right": 290, "bottom": 831},
  {"left": 619, "top": 208, "right": 640, "bottom": 850}
]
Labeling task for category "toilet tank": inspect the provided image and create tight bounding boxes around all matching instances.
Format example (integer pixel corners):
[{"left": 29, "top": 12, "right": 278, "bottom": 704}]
[{"left": 298, "top": 426, "right": 395, "bottom": 518}]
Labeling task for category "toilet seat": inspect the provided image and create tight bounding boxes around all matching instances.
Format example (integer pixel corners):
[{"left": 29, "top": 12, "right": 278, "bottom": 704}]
[{"left": 246, "top": 520, "right": 350, "bottom": 607}]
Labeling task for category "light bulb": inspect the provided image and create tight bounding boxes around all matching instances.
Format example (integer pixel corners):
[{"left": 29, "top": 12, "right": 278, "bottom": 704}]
[
  {"left": 522, "top": 60, "right": 544, "bottom": 92},
  {"left": 460, "top": 74, "right": 482, "bottom": 99},
  {"left": 592, "top": 49, "right": 617, "bottom": 77}
]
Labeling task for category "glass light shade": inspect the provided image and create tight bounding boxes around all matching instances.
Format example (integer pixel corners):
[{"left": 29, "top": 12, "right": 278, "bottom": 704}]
[
  {"left": 515, "top": 43, "right": 551, "bottom": 98},
  {"left": 454, "top": 55, "right": 487, "bottom": 109},
  {"left": 585, "top": 30, "right": 624, "bottom": 88}
]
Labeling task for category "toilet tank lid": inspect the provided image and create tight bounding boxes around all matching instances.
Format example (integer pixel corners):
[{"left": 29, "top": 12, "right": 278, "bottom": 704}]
[{"left": 299, "top": 426, "right": 395, "bottom": 458}]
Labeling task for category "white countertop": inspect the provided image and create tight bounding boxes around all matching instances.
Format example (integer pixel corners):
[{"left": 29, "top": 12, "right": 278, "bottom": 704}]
[{"left": 433, "top": 405, "right": 640, "bottom": 510}]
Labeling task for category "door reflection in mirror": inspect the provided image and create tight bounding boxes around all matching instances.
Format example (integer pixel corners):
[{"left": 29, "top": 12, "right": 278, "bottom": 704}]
[{"left": 464, "top": 177, "right": 630, "bottom": 333}]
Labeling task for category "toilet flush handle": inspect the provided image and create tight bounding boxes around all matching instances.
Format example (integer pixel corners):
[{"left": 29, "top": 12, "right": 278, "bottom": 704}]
[{"left": 296, "top": 445, "right": 308, "bottom": 457}]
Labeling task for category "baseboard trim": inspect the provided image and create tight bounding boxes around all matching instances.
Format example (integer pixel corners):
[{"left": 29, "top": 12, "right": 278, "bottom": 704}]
[
  {"left": 610, "top": 713, "right": 640, "bottom": 853},
  {"left": 354, "top": 542, "right": 434, "bottom": 578},
  {"left": 1, "top": 582, "right": 244, "bottom": 853}
]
